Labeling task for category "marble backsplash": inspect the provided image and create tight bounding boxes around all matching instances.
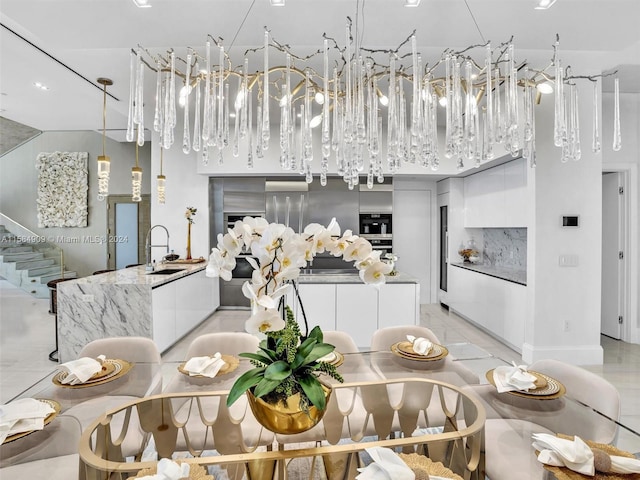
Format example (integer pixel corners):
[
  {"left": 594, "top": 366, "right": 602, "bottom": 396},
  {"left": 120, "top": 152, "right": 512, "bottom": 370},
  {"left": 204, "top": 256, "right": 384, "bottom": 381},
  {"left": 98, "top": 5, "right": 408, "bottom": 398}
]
[{"left": 481, "top": 228, "right": 527, "bottom": 269}]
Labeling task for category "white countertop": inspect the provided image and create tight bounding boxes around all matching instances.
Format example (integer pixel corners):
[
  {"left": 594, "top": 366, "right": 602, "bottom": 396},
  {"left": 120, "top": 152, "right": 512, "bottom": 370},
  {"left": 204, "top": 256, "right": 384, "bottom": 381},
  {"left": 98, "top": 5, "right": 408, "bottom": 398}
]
[
  {"left": 451, "top": 262, "right": 526, "bottom": 286},
  {"left": 65, "top": 263, "right": 207, "bottom": 288},
  {"left": 297, "top": 271, "right": 419, "bottom": 284}
]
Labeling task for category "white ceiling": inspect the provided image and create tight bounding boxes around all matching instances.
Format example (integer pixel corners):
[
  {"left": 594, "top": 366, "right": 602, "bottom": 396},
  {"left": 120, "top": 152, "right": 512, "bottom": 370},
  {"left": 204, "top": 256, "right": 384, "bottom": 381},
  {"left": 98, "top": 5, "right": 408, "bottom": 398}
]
[{"left": 1, "top": 0, "right": 639, "bottom": 136}]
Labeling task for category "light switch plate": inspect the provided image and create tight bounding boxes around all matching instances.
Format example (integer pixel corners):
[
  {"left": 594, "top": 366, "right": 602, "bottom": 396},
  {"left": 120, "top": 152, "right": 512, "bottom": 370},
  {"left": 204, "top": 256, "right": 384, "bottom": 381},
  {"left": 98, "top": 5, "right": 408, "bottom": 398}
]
[{"left": 559, "top": 254, "right": 579, "bottom": 267}]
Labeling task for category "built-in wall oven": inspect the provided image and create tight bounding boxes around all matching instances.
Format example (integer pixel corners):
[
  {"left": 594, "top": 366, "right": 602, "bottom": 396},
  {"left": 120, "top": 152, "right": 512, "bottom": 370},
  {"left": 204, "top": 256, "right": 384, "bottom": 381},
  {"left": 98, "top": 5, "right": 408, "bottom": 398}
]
[{"left": 359, "top": 213, "right": 393, "bottom": 255}]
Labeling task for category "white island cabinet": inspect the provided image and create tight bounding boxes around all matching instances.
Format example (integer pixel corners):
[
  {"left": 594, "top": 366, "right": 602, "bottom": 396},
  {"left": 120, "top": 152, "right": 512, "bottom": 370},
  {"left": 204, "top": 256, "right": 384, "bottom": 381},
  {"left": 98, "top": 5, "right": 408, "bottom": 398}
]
[
  {"left": 294, "top": 274, "right": 420, "bottom": 349},
  {"left": 58, "top": 265, "right": 219, "bottom": 361}
]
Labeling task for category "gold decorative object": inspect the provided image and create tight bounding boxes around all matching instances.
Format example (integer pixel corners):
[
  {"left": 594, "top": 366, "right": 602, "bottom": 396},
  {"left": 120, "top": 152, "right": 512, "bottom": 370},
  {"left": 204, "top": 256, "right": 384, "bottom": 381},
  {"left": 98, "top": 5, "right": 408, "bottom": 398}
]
[
  {"left": 2, "top": 399, "right": 61, "bottom": 444},
  {"left": 246, "top": 383, "right": 332, "bottom": 435},
  {"left": 538, "top": 434, "right": 640, "bottom": 480},
  {"left": 397, "top": 453, "right": 464, "bottom": 480},
  {"left": 485, "top": 368, "right": 566, "bottom": 400},
  {"left": 177, "top": 354, "right": 240, "bottom": 378},
  {"left": 391, "top": 341, "right": 449, "bottom": 362},
  {"left": 52, "top": 359, "right": 133, "bottom": 388},
  {"left": 185, "top": 206, "right": 197, "bottom": 260}
]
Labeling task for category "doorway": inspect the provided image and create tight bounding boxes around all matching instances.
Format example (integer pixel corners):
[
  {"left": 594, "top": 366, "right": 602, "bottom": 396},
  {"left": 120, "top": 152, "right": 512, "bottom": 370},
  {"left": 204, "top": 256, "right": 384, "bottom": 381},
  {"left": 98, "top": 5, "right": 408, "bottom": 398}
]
[
  {"left": 107, "top": 195, "right": 151, "bottom": 270},
  {"left": 601, "top": 172, "right": 626, "bottom": 339}
]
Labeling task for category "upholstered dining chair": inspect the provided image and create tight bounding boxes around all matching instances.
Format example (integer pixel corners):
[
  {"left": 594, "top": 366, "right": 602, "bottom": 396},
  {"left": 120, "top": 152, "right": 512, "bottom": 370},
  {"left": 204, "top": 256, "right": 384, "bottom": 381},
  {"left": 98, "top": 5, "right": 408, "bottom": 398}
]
[
  {"left": 480, "top": 359, "right": 621, "bottom": 480},
  {"left": 63, "top": 336, "right": 163, "bottom": 458},
  {"left": 0, "top": 415, "right": 83, "bottom": 479},
  {"left": 323, "top": 330, "right": 360, "bottom": 353},
  {"left": 370, "top": 325, "right": 479, "bottom": 384}
]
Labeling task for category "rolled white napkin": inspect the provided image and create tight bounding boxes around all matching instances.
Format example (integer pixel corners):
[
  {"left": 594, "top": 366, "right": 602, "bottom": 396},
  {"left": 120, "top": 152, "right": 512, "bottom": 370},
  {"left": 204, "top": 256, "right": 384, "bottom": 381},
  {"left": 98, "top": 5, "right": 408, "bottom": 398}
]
[
  {"left": 0, "top": 398, "right": 56, "bottom": 444},
  {"left": 532, "top": 433, "right": 640, "bottom": 475},
  {"left": 135, "top": 458, "right": 191, "bottom": 480},
  {"left": 356, "top": 447, "right": 416, "bottom": 480},
  {"left": 406, "top": 335, "right": 433, "bottom": 356},
  {"left": 493, "top": 362, "right": 537, "bottom": 393},
  {"left": 59, "top": 355, "right": 106, "bottom": 385},
  {"left": 317, "top": 351, "right": 337, "bottom": 363},
  {"left": 183, "top": 353, "right": 226, "bottom": 378}
]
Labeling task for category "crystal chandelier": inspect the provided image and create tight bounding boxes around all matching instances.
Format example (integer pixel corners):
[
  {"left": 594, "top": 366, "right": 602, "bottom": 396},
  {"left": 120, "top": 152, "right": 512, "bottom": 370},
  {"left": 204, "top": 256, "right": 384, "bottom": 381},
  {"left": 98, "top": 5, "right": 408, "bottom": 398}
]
[{"left": 127, "top": 23, "right": 620, "bottom": 189}]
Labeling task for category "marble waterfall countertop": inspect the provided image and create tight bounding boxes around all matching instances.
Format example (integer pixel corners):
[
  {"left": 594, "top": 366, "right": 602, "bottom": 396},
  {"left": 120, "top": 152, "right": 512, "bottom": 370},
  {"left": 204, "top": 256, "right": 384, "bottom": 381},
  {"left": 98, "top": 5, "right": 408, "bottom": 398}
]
[
  {"left": 298, "top": 271, "right": 419, "bottom": 284},
  {"left": 66, "top": 263, "right": 207, "bottom": 288},
  {"left": 451, "top": 262, "right": 526, "bottom": 286}
]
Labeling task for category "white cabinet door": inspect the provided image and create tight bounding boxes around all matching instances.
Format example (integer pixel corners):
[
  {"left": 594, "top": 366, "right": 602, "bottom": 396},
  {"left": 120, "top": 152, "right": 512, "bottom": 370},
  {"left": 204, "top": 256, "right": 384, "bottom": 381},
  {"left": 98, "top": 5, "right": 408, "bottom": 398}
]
[
  {"left": 336, "top": 284, "right": 378, "bottom": 349},
  {"left": 464, "top": 166, "right": 505, "bottom": 227},
  {"left": 151, "top": 282, "right": 176, "bottom": 352},
  {"left": 175, "top": 270, "right": 218, "bottom": 338},
  {"left": 378, "top": 283, "right": 418, "bottom": 328},
  {"left": 502, "top": 281, "right": 527, "bottom": 348},
  {"left": 296, "top": 284, "right": 337, "bottom": 333},
  {"left": 503, "top": 158, "right": 527, "bottom": 227}
]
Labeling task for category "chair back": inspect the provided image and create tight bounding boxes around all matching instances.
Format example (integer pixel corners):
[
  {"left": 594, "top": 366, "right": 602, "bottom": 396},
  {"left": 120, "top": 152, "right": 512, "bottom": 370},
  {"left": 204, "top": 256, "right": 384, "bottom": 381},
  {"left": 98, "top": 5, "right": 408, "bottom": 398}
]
[
  {"left": 79, "top": 336, "right": 161, "bottom": 364},
  {"left": 370, "top": 325, "right": 441, "bottom": 351},
  {"left": 323, "top": 331, "right": 359, "bottom": 353},
  {"left": 530, "top": 358, "right": 621, "bottom": 443},
  {"left": 184, "top": 332, "right": 260, "bottom": 359}
]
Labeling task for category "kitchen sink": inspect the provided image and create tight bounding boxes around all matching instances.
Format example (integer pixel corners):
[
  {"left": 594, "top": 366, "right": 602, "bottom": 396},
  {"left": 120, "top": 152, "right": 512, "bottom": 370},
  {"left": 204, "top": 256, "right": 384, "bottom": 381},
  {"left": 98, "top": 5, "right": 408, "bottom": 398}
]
[{"left": 146, "top": 268, "right": 186, "bottom": 275}]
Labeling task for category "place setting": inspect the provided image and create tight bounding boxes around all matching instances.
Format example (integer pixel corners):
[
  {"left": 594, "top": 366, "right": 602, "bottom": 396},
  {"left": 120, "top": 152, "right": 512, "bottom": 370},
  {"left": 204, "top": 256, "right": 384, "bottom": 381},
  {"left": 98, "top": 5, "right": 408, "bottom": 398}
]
[
  {"left": 391, "top": 335, "right": 450, "bottom": 362},
  {"left": 52, "top": 354, "right": 133, "bottom": 388},
  {"left": 177, "top": 352, "right": 239, "bottom": 383},
  {"left": 486, "top": 362, "right": 566, "bottom": 400},
  {"left": 0, "top": 397, "right": 61, "bottom": 444}
]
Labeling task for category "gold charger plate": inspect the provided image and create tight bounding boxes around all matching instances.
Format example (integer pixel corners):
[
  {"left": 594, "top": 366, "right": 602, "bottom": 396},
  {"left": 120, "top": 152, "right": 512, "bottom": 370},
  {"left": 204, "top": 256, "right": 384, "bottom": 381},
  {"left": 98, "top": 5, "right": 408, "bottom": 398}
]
[
  {"left": 132, "top": 462, "right": 214, "bottom": 479},
  {"left": 53, "top": 359, "right": 133, "bottom": 388},
  {"left": 178, "top": 354, "right": 239, "bottom": 378},
  {"left": 539, "top": 434, "right": 640, "bottom": 480},
  {"left": 318, "top": 351, "right": 345, "bottom": 368},
  {"left": 486, "top": 369, "right": 566, "bottom": 400},
  {"left": 397, "top": 453, "right": 464, "bottom": 480},
  {"left": 391, "top": 342, "right": 449, "bottom": 362},
  {"left": 2, "top": 399, "right": 61, "bottom": 444}
]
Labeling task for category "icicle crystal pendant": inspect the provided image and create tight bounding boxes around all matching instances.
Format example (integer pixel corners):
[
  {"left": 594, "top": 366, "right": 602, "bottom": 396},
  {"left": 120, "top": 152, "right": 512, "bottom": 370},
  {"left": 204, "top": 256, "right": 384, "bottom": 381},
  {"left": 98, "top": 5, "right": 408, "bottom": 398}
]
[
  {"left": 126, "top": 51, "right": 136, "bottom": 142},
  {"left": 592, "top": 78, "right": 601, "bottom": 154},
  {"left": 193, "top": 68, "right": 201, "bottom": 153},
  {"left": 612, "top": 77, "right": 622, "bottom": 151},
  {"left": 262, "top": 30, "right": 271, "bottom": 145},
  {"left": 182, "top": 51, "right": 192, "bottom": 154}
]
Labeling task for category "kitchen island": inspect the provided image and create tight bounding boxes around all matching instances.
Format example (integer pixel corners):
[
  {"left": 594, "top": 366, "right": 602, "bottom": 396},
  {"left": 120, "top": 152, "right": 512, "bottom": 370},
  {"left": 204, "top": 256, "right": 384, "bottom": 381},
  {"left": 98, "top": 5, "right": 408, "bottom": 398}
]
[
  {"left": 293, "top": 272, "right": 420, "bottom": 349},
  {"left": 57, "top": 264, "right": 219, "bottom": 361}
]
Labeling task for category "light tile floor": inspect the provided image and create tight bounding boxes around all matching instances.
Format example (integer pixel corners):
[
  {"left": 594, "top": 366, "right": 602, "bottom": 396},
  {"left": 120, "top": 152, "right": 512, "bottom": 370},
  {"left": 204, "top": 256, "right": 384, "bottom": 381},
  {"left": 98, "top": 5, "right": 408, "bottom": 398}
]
[{"left": 1, "top": 279, "right": 639, "bottom": 451}]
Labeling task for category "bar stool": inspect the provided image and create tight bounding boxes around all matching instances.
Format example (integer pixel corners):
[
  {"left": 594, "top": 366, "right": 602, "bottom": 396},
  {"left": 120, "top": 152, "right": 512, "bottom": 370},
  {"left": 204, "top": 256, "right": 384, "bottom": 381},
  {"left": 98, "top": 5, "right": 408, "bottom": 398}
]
[
  {"left": 125, "top": 264, "right": 142, "bottom": 268},
  {"left": 46, "top": 278, "right": 75, "bottom": 362},
  {"left": 92, "top": 269, "right": 114, "bottom": 275}
]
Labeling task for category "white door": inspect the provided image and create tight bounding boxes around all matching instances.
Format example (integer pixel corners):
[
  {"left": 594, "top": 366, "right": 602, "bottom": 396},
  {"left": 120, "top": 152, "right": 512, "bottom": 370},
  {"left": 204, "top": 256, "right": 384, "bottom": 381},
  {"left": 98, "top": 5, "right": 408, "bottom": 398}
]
[{"left": 601, "top": 173, "right": 621, "bottom": 339}]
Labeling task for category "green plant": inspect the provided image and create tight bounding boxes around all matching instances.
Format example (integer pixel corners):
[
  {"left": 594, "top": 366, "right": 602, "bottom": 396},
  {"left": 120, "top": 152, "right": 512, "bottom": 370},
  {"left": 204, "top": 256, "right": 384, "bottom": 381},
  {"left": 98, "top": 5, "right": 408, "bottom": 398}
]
[{"left": 226, "top": 305, "right": 343, "bottom": 411}]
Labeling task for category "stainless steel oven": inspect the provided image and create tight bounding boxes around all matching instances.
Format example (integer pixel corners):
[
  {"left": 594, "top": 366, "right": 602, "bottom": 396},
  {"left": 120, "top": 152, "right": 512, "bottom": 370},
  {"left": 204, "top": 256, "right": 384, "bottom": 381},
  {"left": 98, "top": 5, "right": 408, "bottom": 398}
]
[{"left": 360, "top": 234, "right": 393, "bottom": 255}]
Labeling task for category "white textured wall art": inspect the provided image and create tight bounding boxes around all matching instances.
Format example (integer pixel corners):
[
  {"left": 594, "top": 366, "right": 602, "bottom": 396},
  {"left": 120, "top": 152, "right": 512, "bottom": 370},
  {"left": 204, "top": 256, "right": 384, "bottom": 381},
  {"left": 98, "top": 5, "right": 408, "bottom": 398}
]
[{"left": 36, "top": 151, "right": 89, "bottom": 228}]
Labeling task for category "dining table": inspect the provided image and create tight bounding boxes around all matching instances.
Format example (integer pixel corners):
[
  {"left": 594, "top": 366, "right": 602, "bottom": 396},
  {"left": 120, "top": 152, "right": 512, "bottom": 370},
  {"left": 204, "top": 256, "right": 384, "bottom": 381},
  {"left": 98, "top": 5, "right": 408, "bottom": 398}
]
[{"left": 2, "top": 343, "right": 639, "bottom": 480}]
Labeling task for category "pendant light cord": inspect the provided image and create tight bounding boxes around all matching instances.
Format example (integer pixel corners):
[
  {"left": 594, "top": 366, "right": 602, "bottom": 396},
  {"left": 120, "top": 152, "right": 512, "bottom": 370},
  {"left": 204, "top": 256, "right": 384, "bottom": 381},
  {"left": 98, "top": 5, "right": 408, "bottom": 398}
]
[
  {"left": 160, "top": 147, "right": 164, "bottom": 175},
  {"left": 102, "top": 82, "right": 107, "bottom": 157},
  {"left": 135, "top": 142, "right": 139, "bottom": 168},
  {"left": 463, "top": 0, "right": 486, "bottom": 44}
]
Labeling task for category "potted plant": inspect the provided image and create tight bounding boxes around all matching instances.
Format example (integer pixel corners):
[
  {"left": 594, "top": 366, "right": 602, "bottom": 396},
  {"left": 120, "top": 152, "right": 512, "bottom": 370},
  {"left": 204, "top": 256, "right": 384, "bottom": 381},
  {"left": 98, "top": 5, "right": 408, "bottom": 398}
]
[{"left": 205, "top": 216, "right": 391, "bottom": 434}]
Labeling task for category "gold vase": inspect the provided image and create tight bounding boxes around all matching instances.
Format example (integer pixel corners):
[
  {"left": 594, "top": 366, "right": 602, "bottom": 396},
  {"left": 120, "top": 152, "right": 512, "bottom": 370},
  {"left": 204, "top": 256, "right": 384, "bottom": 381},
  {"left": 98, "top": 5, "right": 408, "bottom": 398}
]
[
  {"left": 246, "top": 384, "right": 332, "bottom": 435},
  {"left": 186, "top": 222, "right": 192, "bottom": 260}
]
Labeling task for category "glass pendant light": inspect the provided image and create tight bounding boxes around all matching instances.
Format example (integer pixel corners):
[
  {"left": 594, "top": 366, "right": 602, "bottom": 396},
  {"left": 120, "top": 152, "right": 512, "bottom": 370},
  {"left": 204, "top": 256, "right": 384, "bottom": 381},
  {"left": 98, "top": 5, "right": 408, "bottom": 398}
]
[
  {"left": 97, "top": 78, "right": 113, "bottom": 201},
  {"left": 157, "top": 147, "right": 166, "bottom": 204},
  {"left": 132, "top": 142, "right": 143, "bottom": 202}
]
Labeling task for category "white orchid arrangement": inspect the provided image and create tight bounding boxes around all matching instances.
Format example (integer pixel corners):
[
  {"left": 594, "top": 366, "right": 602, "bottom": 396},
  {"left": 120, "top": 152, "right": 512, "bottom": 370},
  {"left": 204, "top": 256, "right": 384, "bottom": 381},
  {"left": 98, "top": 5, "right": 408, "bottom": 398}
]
[{"left": 205, "top": 216, "right": 392, "bottom": 334}]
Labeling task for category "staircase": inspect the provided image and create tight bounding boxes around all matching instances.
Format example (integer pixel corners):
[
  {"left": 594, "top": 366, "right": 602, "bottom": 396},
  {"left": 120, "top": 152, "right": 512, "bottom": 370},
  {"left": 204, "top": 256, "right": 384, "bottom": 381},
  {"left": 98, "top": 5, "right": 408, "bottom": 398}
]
[{"left": 0, "top": 225, "right": 77, "bottom": 298}]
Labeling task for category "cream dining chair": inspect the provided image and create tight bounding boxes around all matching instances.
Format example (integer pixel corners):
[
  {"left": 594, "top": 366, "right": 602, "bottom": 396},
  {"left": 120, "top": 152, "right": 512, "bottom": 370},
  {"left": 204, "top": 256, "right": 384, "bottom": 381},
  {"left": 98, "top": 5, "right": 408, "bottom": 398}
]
[{"left": 480, "top": 358, "right": 621, "bottom": 480}]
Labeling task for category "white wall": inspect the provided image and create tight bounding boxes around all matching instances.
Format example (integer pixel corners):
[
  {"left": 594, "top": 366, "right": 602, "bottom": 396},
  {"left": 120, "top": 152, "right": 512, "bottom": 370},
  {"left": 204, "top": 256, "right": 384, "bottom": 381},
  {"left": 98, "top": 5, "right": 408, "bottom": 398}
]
[
  {"left": 0, "top": 131, "right": 151, "bottom": 277},
  {"left": 602, "top": 91, "right": 640, "bottom": 343},
  {"left": 523, "top": 67, "right": 604, "bottom": 365}
]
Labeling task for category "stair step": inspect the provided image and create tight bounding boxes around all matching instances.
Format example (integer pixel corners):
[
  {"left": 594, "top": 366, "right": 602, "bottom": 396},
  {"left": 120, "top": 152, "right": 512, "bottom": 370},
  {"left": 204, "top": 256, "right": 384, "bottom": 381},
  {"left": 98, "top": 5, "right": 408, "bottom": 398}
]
[
  {"left": 15, "top": 258, "right": 55, "bottom": 270},
  {"left": 36, "top": 272, "right": 78, "bottom": 284},
  {"left": 0, "top": 252, "right": 43, "bottom": 262},
  {"left": 23, "top": 265, "right": 63, "bottom": 276},
  {"left": 0, "top": 246, "right": 34, "bottom": 254}
]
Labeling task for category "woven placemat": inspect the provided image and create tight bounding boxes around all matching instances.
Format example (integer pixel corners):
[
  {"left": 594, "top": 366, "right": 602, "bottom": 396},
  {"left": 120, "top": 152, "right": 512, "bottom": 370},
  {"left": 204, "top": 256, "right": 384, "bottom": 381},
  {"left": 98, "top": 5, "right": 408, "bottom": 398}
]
[
  {"left": 540, "top": 434, "right": 640, "bottom": 480},
  {"left": 398, "top": 453, "right": 464, "bottom": 480}
]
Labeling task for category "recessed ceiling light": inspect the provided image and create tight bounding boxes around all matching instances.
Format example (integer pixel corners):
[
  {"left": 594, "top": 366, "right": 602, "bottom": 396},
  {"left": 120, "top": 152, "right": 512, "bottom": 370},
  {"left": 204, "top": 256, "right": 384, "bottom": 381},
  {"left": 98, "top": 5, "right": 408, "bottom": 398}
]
[
  {"left": 535, "top": 0, "right": 557, "bottom": 9},
  {"left": 270, "top": 0, "right": 285, "bottom": 6},
  {"left": 404, "top": 0, "right": 421, "bottom": 7},
  {"left": 33, "top": 82, "right": 50, "bottom": 91},
  {"left": 132, "top": 0, "right": 152, "bottom": 8}
]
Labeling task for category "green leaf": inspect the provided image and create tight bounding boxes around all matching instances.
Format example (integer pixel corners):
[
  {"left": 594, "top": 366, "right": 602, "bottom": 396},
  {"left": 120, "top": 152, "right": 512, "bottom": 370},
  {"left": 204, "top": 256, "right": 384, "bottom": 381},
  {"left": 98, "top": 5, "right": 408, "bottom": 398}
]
[
  {"left": 258, "top": 346, "right": 277, "bottom": 361},
  {"left": 264, "top": 360, "right": 292, "bottom": 381},
  {"left": 253, "top": 377, "right": 281, "bottom": 398},
  {"left": 308, "top": 326, "right": 324, "bottom": 343},
  {"left": 297, "top": 337, "right": 318, "bottom": 358},
  {"left": 299, "top": 376, "right": 327, "bottom": 410},
  {"left": 303, "top": 343, "right": 335, "bottom": 365},
  {"left": 226, "top": 368, "right": 265, "bottom": 407},
  {"left": 239, "top": 352, "right": 273, "bottom": 365}
]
